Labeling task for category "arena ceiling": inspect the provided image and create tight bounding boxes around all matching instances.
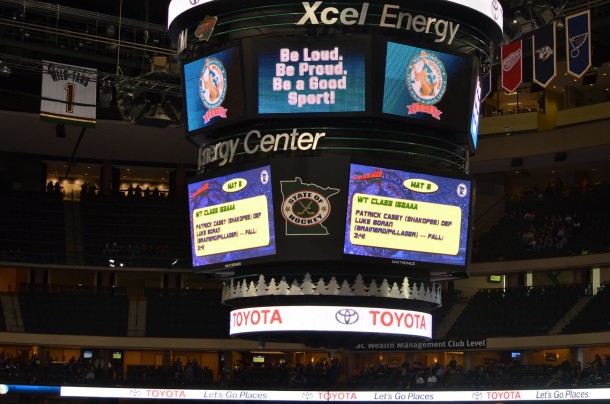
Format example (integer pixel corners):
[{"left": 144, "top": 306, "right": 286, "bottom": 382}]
[{"left": 1, "top": 0, "right": 610, "bottom": 184}]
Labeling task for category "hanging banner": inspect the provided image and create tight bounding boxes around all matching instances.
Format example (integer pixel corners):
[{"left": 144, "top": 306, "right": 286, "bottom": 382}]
[
  {"left": 500, "top": 40, "right": 522, "bottom": 92},
  {"left": 480, "top": 62, "right": 492, "bottom": 101},
  {"left": 532, "top": 21, "right": 556, "bottom": 87},
  {"left": 40, "top": 61, "right": 97, "bottom": 127},
  {"left": 565, "top": 10, "right": 591, "bottom": 78}
]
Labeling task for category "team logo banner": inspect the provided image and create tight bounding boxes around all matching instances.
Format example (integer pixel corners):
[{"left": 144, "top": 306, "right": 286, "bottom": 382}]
[
  {"left": 532, "top": 21, "right": 556, "bottom": 87},
  {"left": 479, "top": 62, "right": 492, "bottom": 101},
  {"left": 500, "top": 40, "right": 522, "bottom": 92},
  {"left": 566, "top": 10, "right": 591, "bottom": 78},
  {"left": 40, "top": 61, "right": 97, "bottom": 127}
]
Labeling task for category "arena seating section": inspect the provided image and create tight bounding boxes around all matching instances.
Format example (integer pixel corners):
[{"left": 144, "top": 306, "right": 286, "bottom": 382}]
[{"left": 1, "top": 183, "right": 610, "bottom": 389}]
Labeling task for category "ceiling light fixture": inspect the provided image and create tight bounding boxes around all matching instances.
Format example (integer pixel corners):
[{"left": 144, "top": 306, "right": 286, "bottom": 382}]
[{"left": 0, "top": 63, "right": 12, "bottom": 77}]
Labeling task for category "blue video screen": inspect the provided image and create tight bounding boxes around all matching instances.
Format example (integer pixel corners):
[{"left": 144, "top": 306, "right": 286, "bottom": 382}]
[
  {"left": 344, "top": 164, "right": 472, "bottom": 267},
  {"left": 183, "top": 46, "right": 244, "bottom": 133},
  {"left": 258, "top": 38, "right": 366, "bottom": 114},
  {"left": 382, "top": 41, "right": 475, "bottom": 131},
  {"left": 188, "top": 165, "right": 276, "bottom": 269}
]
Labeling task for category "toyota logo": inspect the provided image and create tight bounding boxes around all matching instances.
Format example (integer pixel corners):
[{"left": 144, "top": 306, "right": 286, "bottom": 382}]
[
  {"left": 335, "top": 308, "right": 359, "bottom": 325},
  {"left": 472, "top": 392, "right": 482, "bottom": 400},
  {"left": 190, "top": 0, "right": 201, "bottom": 5},
  {"left": 302, "top": 392, "right": 313, "bottom": 400},
  {"left": 491, "top": 0, "right": 500, "bottom": 20}
]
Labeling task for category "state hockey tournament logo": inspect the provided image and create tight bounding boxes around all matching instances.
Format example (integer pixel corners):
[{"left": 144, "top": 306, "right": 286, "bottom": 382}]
[
  {"left": 280, "top": 177, "right": 339, "bottom": 235},
  {"left": 199, "top": 57, "right": 227, "bottom": 123},
  {"left": 406, "top": 51, "right": 447, "bottom": 120}
]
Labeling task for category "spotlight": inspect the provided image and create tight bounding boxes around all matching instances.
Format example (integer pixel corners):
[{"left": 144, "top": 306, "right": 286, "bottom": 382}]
[{"left": 0, "top": 63, "right": 12, "bottom": 77}]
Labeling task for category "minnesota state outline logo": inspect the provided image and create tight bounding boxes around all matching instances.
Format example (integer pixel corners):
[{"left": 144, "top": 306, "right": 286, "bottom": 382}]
[{"left": 280, "top": 177, "right": 339, "bottom": 235}]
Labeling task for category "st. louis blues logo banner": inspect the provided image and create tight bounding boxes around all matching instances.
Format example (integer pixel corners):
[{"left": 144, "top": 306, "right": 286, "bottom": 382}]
[
  {"left": 501, "top": 40, "right": 522, "bottom": 92},
  {"left": 532, "top": 21, "right": 556, "bottom": 87},
  {"left": 565, "top": 10, "right": 591, "bottom": 78}
]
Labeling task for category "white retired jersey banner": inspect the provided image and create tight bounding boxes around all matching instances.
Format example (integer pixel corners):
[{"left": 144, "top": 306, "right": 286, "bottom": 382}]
[{"left": 40, "top": 61, "right": 97, "bottom": 127}]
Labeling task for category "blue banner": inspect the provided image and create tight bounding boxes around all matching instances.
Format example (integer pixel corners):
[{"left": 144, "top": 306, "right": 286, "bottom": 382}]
[
  {"left": 480, "top": 62, "right": 492, "bottom": 101},
  {"left": 532, "top": 21, "right": 556, "bottom": 87},
  {"left": 565, "top": 10, "right": 591, "bottom": 78}
]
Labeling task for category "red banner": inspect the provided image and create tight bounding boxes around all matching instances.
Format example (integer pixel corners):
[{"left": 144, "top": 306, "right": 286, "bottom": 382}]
[{"left": 501, "top": 40, "right": 523, "bottom": 92}]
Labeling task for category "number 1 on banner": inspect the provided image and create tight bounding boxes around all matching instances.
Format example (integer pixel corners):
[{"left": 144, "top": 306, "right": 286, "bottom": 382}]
[{"left": 65, "top": 83, "right": 75, "bottom": 113}]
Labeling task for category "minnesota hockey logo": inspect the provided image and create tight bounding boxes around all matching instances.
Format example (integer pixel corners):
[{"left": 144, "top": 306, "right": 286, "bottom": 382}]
[
  {"left": 280, "top": 177, "right": 339, "bottom": 235},
  {"left": 406, "top": 50, "right": 447, "bottom": 120},
  {"left": 199, "top": 57, "right": 227, "bottom": 123}
]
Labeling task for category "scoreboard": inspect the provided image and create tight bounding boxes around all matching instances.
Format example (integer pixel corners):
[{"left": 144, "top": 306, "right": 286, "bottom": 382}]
[
  {"left": 181, "top": 35, "right": 479, "bottom": 151},
  {"left": 188, "top": 158, "right": 474, "bottom": 277},
  {"left": 173, "top": 0, "right": 500, "bottom": 343}
]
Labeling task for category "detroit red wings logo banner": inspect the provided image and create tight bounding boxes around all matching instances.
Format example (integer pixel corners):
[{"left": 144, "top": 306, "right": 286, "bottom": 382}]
[
  {"left": 565, "top": 10, "right": 591, "bottom": 78},
  {"left": 501, "top": 40, "right": 522, "bottom": 92},
  {"left": 532, "top": 21, "right": 556, "bottom": 87}
]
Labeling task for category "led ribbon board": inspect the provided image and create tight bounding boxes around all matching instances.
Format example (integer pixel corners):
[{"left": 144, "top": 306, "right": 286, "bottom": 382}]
[
  {"left": 61, "top": 386, "right": 607, "bottom": 401},
  {"left": 168, "top": 1, "right": 504, "bottom": 40},
  {"left": 229, "top": 305, "right": 432, "bottom": 339}
]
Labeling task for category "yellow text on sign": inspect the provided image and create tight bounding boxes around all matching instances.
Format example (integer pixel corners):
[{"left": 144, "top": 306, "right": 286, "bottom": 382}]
[
  {"left": 192, "top": 195, "right": 270, "bottom": 257},
  {"left": 350, "top": 193, "right": 462, "bottom": 255}
]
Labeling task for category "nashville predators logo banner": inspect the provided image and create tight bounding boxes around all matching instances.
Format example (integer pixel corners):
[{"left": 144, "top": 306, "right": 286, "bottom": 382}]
[
  {"left": 532, "top": 21, "right": 556, "bottom": 87},
  {"left": 501, "top": 40, "right": 522, "bottom": 92},
  {"left": 40, "top": 61, "right": 97, "bottom": 127},
  {"left": 565, "top": 10, "right": 591, "bottom": 78}
]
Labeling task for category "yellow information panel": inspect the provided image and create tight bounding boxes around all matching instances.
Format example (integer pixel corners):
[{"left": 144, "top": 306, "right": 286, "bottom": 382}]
[
  {"left": 192, "top": 195, "right": 270, "bottom": 257},
  {"left": 349, "top": 193, "right": 462, "bottom": 255}
]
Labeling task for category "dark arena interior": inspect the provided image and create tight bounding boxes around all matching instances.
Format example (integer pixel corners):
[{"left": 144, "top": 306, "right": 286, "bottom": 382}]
[{"left": 1, "top": 0, "right": 610, "bottom": 403}]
